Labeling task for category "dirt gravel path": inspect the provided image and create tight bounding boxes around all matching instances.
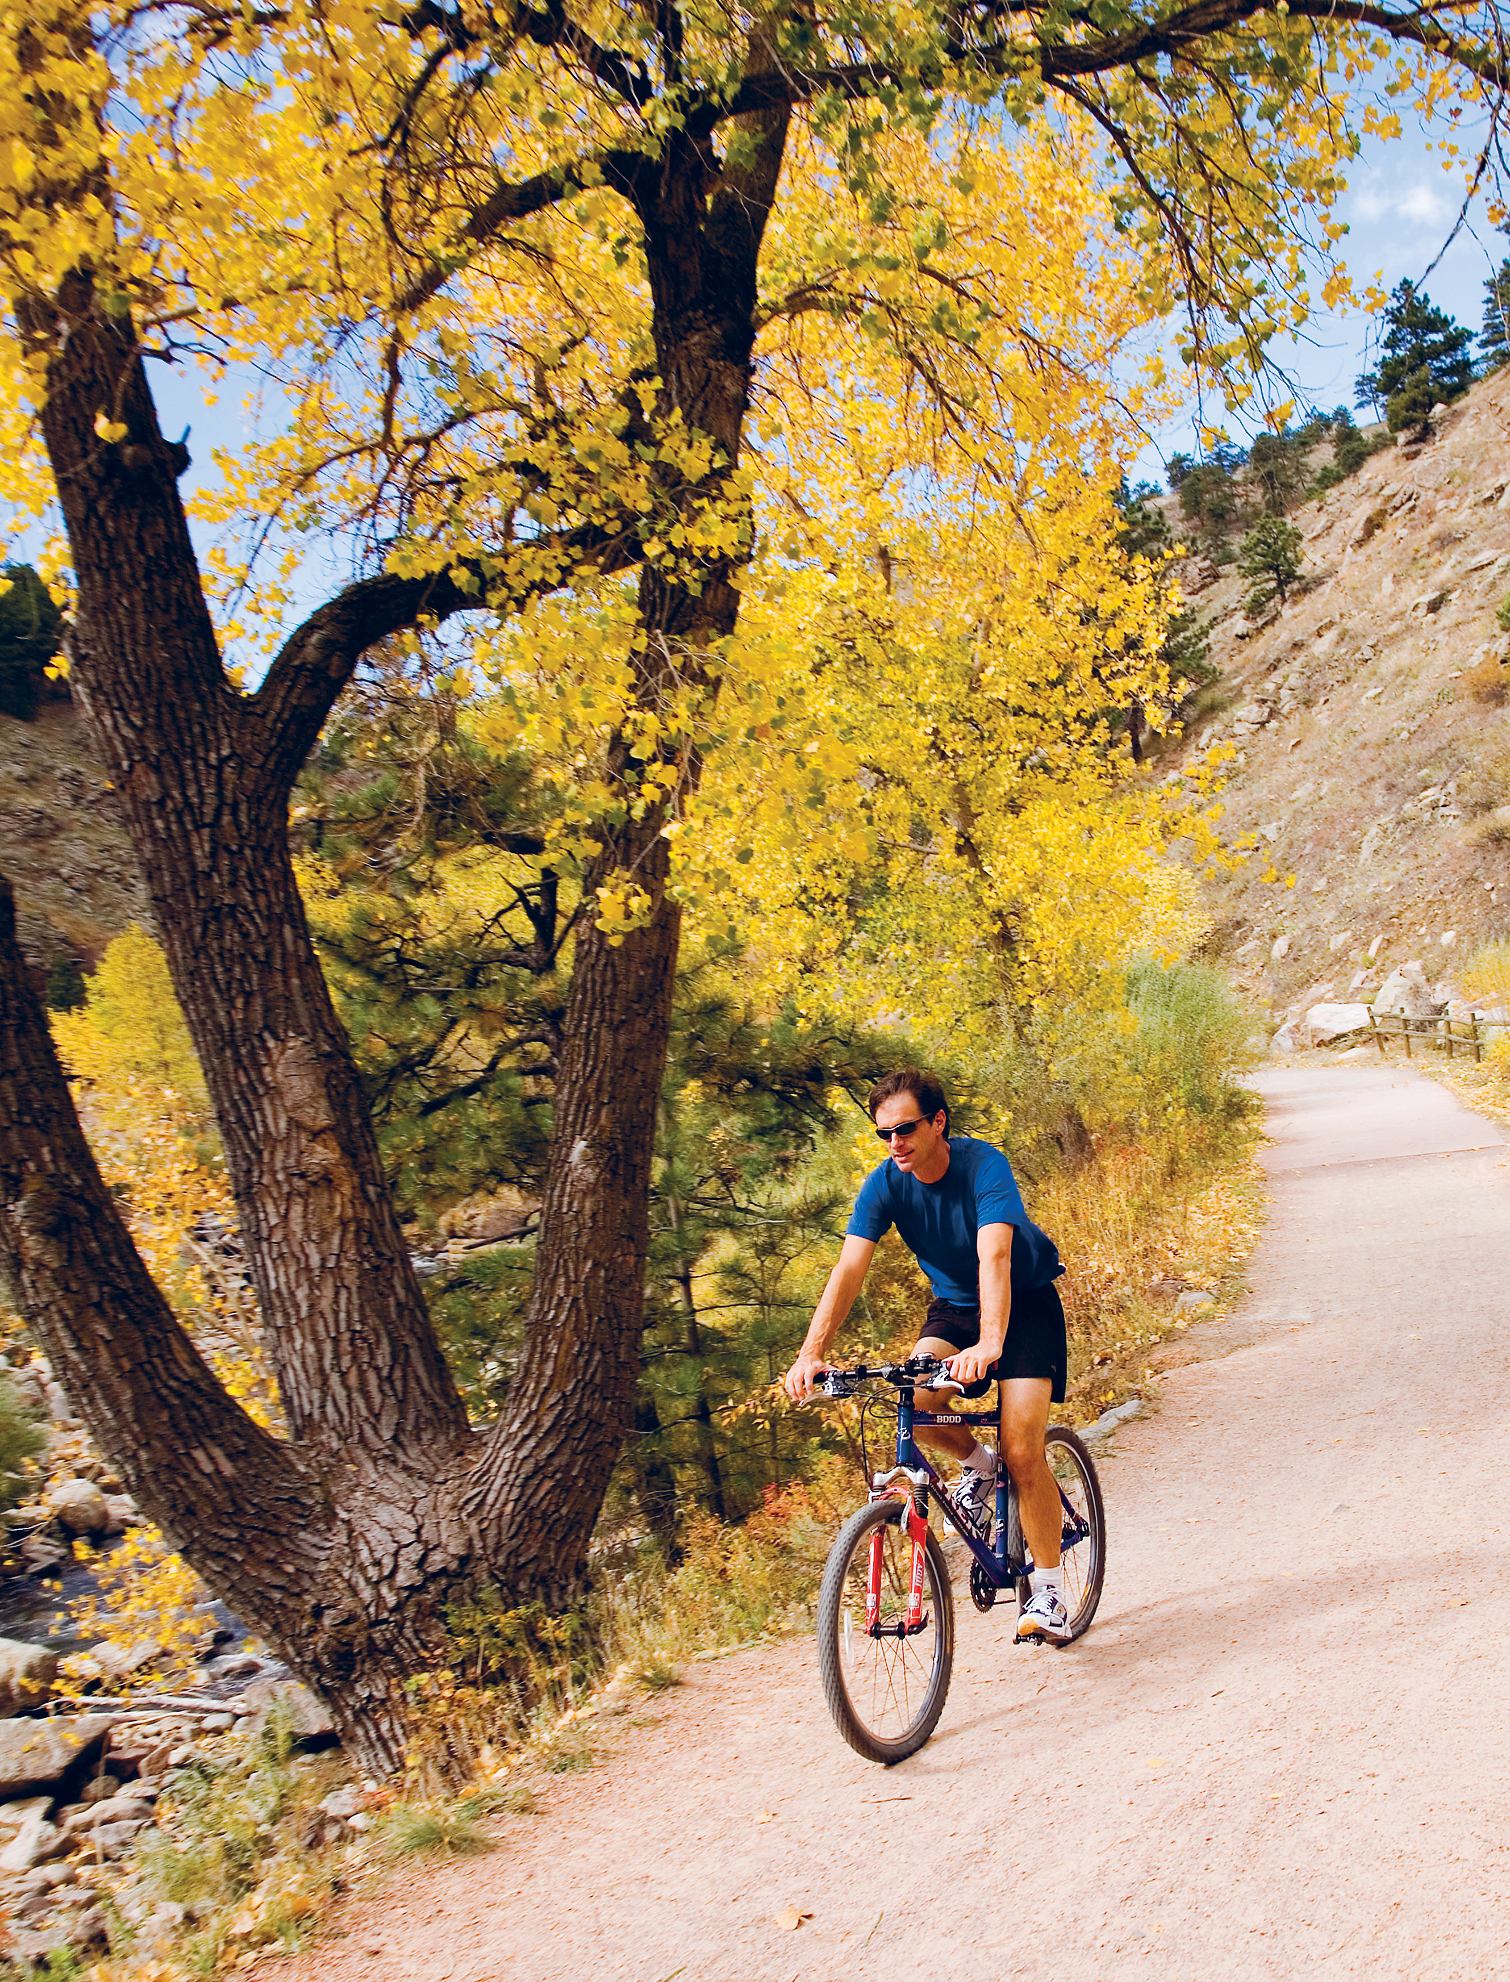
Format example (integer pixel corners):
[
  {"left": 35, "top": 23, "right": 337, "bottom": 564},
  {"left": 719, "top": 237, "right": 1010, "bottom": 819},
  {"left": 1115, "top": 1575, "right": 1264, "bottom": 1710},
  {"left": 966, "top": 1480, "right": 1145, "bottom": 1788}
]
[{"left": 272, "top": 1061, "right": 1510, "bottom": 1981}]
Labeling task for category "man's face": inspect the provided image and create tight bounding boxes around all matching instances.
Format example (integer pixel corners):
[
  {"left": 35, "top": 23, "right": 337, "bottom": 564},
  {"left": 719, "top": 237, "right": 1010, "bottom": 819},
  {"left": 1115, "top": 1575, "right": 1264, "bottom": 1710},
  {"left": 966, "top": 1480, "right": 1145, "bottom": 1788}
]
[{"left": 873, "top": 1092, "right": 947, "bottom": 1175}]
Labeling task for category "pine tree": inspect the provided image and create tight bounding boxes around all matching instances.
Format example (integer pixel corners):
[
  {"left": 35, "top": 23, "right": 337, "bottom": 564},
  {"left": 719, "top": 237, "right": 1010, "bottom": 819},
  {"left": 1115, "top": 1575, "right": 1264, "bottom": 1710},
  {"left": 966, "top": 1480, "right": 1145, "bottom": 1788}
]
[
  {"left": 1239, "top": 516, "right": 1304, "bottom": 614},
  {"left": 1481, "top": 257, "right": 1510, "bottom": 372},
  {"left": 1386, "top": 366, "right": 1436, "bottom": 439},
  {"left": 0, "top": 566, "right": 61, "bottom": 724},
  {"left": 1355, "top": 280, "right": 1475, "bottom": 414}
]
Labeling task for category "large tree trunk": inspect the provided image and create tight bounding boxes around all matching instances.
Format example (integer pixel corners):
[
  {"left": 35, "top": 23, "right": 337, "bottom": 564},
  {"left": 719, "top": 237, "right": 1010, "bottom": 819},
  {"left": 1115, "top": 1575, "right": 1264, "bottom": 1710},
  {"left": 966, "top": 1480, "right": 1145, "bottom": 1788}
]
[
  {"left": 0, "top": 39, "right": 791, "bottom": 1770},
  {"left": 0, "top": 877, "right": 467, "bottom": 1776}
]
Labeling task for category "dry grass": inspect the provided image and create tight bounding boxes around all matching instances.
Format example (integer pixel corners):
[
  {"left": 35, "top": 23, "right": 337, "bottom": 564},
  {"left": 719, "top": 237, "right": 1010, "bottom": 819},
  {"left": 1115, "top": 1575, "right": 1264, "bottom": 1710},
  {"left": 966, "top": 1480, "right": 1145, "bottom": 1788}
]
[
  {"left": 1037, "top": 1126, "right": 1268, "bottom": 1418},
  {"left": 1461, "top": 657, "right": 1509, "bottom": 706},
  {"left": 1471, "top": 806, "right": 1510, "bottom": 844},
  {"left": 1454, "top": 723, "right": 1510, "bottom": 814}
]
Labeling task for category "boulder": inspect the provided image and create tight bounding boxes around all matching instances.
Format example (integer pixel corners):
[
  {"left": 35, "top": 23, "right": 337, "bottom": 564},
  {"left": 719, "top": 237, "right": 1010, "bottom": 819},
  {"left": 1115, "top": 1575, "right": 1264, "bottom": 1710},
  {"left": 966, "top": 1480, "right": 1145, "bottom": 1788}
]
[
  {"left": 89, "top": 1639, "right": 164, "bottom": 1684},
  {"left": 62, "top": 1794, "right": 155, "bottom": 1834},
  {"left": 0, "top": 1638, "right": 58, "bottom": 1718},
  {"left": 1302, "top": 1001, "right": 1373, "bottom": 1045},
  {"left": 47, "top": 1478, "right": 107, "bottom": 1536},
  {"left": 0, "top": 1793, "right": 51, "bottom": 1838},
  {"left": 1373, "top": 961, "right": 1440, "bottom": 1021},
  {"left": 464, "top": 1201, "right": 532, "bottom": 1244},
  {"left": 0, "top": 1716, "right": 116, "bottom": 1798},
  {"left": 0, "top": 1803, "right": 60, "bottom": 1874},
  {"left": 236, "top": 1677, "right": 336, "bottom": 1744}
]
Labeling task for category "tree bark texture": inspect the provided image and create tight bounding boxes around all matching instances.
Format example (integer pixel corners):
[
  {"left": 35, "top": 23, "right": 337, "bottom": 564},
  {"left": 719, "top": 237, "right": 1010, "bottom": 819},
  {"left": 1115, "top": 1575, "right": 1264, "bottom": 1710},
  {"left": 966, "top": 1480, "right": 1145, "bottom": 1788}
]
[{"left": 0, "top": 61, "right": 794, "bottom": 1767}]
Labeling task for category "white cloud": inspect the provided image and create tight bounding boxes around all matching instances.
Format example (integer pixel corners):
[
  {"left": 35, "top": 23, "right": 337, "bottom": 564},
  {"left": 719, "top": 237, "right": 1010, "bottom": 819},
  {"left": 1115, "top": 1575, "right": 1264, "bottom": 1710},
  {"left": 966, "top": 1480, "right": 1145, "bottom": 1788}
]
[{"left": 1346, "top": 178, "right": 1449, "bottom": 229}]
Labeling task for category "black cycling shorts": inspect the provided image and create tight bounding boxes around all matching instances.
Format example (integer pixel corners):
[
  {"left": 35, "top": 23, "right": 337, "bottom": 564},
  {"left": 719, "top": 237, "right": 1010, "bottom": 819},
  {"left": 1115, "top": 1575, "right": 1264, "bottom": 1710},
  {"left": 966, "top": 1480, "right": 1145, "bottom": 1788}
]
[{"left": 919, "top": 1279, "right": 1067, "bottom": 1403}]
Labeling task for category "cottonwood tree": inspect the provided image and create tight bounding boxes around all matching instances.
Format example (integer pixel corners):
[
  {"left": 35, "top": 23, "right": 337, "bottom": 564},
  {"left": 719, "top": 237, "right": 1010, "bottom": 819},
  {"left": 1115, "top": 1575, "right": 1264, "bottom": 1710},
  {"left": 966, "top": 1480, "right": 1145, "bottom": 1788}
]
[{"left": 1, "top": 0, "right": 1507, "bottom": 1770}]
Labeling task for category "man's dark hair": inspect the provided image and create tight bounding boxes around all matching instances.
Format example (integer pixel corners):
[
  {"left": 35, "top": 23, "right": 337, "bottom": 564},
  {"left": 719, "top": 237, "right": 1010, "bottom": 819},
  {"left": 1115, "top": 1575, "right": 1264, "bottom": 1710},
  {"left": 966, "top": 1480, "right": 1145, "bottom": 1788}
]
[{"left": 868, "top": 1068, "right": 949, "bottom": 1135}]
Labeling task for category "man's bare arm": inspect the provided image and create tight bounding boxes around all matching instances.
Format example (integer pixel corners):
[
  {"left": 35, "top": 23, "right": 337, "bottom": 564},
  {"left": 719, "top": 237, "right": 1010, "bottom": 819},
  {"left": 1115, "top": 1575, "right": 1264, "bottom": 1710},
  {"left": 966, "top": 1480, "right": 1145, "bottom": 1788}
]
[
  {"left": 781, "top": 1235, "right": 877, "bottom": 1400},
  {"left": 946, "top": 1222, "right": 1013, "bottom": 1386}
]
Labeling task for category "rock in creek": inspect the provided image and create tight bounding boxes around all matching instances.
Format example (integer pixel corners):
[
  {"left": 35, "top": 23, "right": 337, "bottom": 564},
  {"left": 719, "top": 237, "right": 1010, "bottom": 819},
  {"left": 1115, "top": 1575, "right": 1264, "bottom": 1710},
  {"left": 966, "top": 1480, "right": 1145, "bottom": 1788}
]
[
  {"left": 46, "top": 1478, "right": 108, "bottom": 1536},
  {"left": 0, "top": 1638, "right": 58, "bottom": 1718}
]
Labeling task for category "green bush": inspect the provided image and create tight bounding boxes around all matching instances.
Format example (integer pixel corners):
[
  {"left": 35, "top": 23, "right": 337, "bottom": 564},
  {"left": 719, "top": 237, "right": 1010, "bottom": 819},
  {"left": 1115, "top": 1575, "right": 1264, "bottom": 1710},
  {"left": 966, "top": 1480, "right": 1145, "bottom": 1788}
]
[
  {"left": 1120, "top": 958, "right": 1259, "bottom": 1123},
  {"left": 979, "top": 958, "right": 1258, "bottom": 1180},
  {"left": 45, "top": 955, "right": 86, "bottom": 1013},
  {"left": 0, "top": 1377, "right": 46, "bottom": 1510}
]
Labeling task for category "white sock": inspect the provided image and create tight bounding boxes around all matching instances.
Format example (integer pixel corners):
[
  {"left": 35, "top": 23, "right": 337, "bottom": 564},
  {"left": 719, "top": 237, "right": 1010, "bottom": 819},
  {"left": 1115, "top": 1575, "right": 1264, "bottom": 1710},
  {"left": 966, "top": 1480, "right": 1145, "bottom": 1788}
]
[
  {"left": 966, "top": 1441, "right": 996, "bottom": 1479},
  {"left": 1033, "top": 1565, "right": 1064, "bottom": 1601}
]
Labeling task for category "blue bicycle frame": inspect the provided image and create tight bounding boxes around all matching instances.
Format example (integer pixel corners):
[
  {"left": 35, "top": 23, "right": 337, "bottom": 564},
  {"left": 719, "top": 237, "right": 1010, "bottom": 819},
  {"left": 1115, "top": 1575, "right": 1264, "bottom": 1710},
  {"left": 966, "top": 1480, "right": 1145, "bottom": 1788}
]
[{"left": 877, "top": 1384, "right": 1024, "bottom": 1587}]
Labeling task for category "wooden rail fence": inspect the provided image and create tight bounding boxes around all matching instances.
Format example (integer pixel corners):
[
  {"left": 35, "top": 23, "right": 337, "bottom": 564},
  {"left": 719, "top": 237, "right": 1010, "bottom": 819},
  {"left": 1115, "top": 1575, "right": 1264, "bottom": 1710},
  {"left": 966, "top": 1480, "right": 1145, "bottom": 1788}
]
[{"left": 1368, "top": 1008, "right": 1486, "bottom": 1062}]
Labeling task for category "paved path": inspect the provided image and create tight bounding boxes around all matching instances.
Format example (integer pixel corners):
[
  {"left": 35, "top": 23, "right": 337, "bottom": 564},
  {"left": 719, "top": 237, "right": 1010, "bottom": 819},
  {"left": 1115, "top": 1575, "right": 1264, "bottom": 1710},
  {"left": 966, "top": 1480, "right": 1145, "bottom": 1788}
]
[{"left": 278, "top": 1063, "right": 1510, "bottom": 1981}]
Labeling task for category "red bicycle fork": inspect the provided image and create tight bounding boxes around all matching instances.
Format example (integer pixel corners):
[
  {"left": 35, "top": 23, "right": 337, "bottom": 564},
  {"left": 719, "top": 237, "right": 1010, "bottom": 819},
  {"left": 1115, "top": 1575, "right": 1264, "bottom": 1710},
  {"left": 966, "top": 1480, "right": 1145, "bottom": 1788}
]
[{"left": 865, "top": 1494, "right": 932, "bottom": 1639}]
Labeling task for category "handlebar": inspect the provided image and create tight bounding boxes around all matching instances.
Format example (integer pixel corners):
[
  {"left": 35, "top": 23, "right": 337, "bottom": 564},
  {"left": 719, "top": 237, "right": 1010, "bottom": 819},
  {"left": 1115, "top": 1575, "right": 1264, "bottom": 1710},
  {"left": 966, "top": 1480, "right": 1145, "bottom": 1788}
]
[{"left": 818, "top": 1355, "right": 956, "bottom": 1398}]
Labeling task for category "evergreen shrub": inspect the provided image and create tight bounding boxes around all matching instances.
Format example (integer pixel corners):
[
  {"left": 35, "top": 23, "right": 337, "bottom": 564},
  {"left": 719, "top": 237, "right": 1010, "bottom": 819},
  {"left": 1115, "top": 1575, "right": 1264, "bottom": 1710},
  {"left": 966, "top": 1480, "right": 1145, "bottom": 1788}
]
[{"left": 0, "top": 1376, "right": 46, "bottom": 1509}]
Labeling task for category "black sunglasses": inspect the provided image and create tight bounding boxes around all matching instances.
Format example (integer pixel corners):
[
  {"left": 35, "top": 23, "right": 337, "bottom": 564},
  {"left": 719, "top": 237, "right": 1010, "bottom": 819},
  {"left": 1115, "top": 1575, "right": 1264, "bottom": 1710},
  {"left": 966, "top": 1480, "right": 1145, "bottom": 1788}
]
[{"left": 875, "top": 1117, "right": 931, "bottom": 1141}]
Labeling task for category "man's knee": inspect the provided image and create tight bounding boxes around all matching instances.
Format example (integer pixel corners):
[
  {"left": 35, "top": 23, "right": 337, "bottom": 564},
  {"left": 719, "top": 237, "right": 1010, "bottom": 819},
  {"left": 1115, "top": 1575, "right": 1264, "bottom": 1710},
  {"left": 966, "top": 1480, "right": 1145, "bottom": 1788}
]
[{"left": 1000, "top": 1427, "right": 1046, "bottom": 1479}]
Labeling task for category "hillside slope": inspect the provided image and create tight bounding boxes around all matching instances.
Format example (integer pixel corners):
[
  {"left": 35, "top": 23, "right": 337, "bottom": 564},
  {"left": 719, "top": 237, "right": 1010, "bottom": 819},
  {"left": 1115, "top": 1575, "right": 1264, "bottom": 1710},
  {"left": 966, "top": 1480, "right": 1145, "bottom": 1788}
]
[{"left": 1170, "top": 369, "right": 1510, "bottom": 1029}]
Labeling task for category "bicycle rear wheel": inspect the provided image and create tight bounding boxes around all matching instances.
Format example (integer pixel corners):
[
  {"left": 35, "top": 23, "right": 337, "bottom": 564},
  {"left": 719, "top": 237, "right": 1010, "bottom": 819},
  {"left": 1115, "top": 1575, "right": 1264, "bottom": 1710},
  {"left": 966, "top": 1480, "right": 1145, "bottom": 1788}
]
[
  {"left": 817, "top": 1499, "right": 954, "bottom": 1764},
  {"left": 1046, "top": 1425, "right": 1105, "bottom": 1639}
]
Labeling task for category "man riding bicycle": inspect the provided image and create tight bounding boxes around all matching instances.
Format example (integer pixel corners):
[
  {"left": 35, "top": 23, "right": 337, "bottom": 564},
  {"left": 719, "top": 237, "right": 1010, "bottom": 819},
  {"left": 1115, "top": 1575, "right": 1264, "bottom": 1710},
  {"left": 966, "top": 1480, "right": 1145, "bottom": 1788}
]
[{"left": 782, "top": 1068, "right": 1072, "bottom": 1643}]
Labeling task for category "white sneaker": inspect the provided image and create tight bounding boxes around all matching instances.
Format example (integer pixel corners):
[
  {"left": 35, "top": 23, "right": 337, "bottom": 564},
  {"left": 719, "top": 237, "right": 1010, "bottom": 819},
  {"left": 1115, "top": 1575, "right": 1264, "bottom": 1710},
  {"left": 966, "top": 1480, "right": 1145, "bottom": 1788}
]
[
  {"left": 952, "top": 1466, "right": 996, "bottom": 1538},
  {"left": 1015, "top": 1587, "right": 1072, "bottom": 1644}
]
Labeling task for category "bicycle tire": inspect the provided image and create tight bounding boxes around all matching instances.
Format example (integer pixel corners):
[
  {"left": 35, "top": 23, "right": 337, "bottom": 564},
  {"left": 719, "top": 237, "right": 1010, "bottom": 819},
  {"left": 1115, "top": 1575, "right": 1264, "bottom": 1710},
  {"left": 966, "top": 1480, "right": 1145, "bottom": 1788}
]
[
  {"left": 1004, "top": 1480, "right": 1032, "bottom": 1613},
  {"left": 1045, "top": 1425, "right": 1106, "bottom": 1640},
  {"left": 816, "top": 1499, "right": 954, "bottom": 1764}
]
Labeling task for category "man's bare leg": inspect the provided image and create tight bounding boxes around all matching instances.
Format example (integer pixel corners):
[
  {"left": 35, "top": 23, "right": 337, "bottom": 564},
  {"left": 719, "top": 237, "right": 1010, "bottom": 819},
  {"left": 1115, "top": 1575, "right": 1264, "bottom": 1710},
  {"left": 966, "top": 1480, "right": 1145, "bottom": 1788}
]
[{"left": 999, "top": 1377, "right": 1059, "bottom": 1568}]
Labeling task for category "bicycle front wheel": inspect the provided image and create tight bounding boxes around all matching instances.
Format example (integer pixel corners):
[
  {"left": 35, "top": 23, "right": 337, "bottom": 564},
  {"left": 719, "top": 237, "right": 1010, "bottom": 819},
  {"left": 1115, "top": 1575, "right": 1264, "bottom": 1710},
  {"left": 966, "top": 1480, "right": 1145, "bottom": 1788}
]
[
  {"left": 1046, "top": 1425, "right": 1106, "bottom": 1639},
  {"left": 816, "top": 1499, "right": 955, "bottom": 1765}
]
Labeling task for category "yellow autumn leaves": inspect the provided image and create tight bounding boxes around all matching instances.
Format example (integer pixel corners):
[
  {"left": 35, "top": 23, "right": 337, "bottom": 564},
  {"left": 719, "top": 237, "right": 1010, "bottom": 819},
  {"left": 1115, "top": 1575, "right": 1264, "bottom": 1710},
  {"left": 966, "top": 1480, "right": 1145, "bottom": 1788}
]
[{"left": 4, "top": 0, "right": 1472, "bottom": 1038}]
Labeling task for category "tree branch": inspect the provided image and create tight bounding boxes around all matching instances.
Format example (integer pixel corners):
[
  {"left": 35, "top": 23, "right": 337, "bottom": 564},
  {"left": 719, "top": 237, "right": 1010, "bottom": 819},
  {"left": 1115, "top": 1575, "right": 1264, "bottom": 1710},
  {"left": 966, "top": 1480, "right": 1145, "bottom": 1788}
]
[
  {"left": 254, "top": 516, "right": 645, "bottom": 787},
  {"left": 253, "top": 568, "right": 484, "bottom": 790}
]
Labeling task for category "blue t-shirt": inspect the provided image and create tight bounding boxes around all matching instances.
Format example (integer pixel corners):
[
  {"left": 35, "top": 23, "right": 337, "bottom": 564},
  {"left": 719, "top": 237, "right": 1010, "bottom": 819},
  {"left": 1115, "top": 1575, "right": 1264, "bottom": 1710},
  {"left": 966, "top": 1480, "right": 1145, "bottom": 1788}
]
[{"left": 846, "top": 1135, "right": 1062, "bottom": 1304}]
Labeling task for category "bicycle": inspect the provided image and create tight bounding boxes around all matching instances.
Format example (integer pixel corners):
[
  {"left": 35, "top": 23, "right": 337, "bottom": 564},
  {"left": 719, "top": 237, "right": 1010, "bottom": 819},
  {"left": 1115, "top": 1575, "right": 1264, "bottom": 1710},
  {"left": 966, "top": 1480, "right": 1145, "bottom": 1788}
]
[{"left": 813, "top": 1353, "right": 1105, "bottom": 1764}]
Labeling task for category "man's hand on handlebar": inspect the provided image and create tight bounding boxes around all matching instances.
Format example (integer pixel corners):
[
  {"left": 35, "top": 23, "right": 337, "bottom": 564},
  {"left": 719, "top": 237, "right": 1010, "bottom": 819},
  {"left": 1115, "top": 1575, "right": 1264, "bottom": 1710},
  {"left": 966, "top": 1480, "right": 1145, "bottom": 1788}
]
[
  {"left": 945, "top": 1337, "right": 1004, "bottom": 1387},
  {"left": 781, "top": 1349, "right": 833, "bottom": 1403}
]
